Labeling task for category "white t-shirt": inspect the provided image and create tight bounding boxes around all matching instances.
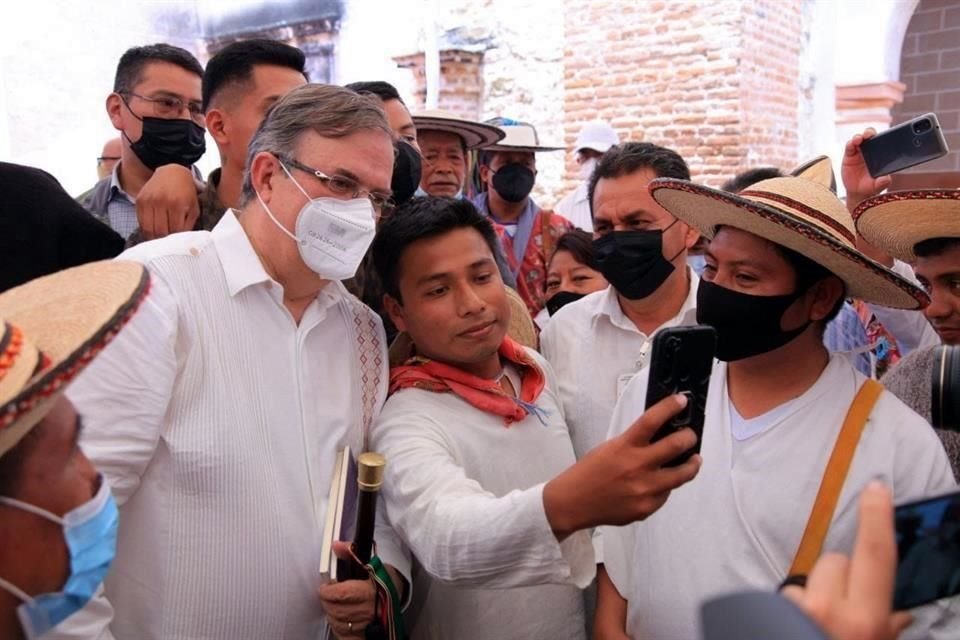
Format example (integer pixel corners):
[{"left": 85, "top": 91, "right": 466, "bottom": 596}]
[{"left": 601, "top": 355, "right": 958, "bottom": 640}]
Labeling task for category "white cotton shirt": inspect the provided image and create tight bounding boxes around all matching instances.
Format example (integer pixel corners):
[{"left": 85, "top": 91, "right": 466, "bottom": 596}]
[
  {"left": 371, "top": 349, "right": 595, "bottom": 640},
  {"left": 601, "top": 354, "right": 958, "bottom": 640},
  {"left": 540, "top": 274, "right": 699, "bottom": 459},
  {"left": 65, "top": 211, "right": 407, "bottom": 639},
  {"left": 554, "top": 182, "right": 593, "bottom": 232}
]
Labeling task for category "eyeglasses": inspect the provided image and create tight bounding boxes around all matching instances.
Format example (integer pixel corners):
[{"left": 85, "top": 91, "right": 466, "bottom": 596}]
[
  {"left": 278, "top": 155, "right": 395, "bottom": 214},
  {"left": 120, "top": 92, "right": 205, "bottom": 126}
]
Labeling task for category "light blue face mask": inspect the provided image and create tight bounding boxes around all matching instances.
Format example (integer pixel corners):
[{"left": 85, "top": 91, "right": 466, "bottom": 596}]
[
  {"left": 687, "top": 253, "right": 708, "bottom": 278},
  {"left": 0, "top": 475, "right": 118, "bottom": 639}
]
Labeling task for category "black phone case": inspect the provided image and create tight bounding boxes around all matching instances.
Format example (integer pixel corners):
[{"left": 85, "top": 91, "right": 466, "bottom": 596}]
[
  {"left": 644, "top": 326, "right": 716, "bottom": 467},
  {"left": 860, "top": 113, "right": 949, "bottom": 177},
  {"left": 894, "top": 489, "right": 960, "bottom": 610}
]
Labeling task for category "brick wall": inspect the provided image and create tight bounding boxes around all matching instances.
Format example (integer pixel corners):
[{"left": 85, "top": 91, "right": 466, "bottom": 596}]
[
  {"left": 890, "top": 0, "right": 960, "bottom": 173},
  {"left": 393, "top": 50, "right": 485, "bottom": 121},
  {"left": 562, "top": 0, "right": 803, "bottom": 192}
]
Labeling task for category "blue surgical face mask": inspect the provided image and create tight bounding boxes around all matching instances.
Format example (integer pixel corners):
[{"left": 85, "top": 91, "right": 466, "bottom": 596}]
[
  {"left": 0, "top": 475, "right": 118, "bottom": 639},
  {"left": 687, "top": 253, "right": 708, "bottom": 277}
]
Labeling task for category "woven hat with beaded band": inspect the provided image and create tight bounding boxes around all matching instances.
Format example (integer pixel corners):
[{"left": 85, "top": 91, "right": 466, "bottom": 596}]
[
  {"left": 481, "top": 118, "right": 564, "bottom": 152},
  {"left": 412, "top": 110, "right": 506, "bottom": 150},
  {"left": 648, "top": 174, "right": 929, "bottom": 310},
  {"left": 0, "top": 261, "right": 150, "bottom": 457},
  {"left": 853, "top": 189, "right": 960, "bottom": 262}
]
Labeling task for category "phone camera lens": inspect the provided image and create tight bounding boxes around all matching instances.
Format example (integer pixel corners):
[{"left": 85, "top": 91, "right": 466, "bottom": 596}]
[{"left": 913, "top": 119, "right": 933, "bottom": 135}]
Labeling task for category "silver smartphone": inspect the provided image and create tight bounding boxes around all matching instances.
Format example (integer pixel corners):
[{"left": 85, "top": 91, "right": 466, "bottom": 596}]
[{"left": 860, "top": 113, "right": 949, "bottom": 177}]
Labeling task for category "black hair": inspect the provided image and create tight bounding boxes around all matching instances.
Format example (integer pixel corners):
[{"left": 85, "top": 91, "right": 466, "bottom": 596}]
[
  {"left": 113, "top": 43, "right": 203, "bottom": 95},
  {"left": 915, "top": 237, "right": 960, "bottom": 258},
  {"left": 345, "top": 80, "right": 405, "bottom": 105},
  {"left": 721, "top": 167, "right": 784, "bottom": 193},
  {"left": 202, "top": 39, "right": 307, "bottom": 112},
  {"left": 372, "top": 197, "right": 500, "bottom": 303},
  {"left": 588, "top": 142, "right": 690, "bottom": 216},
  {"left": 550, "top": 230, "right": 599, "bottom": 272}
]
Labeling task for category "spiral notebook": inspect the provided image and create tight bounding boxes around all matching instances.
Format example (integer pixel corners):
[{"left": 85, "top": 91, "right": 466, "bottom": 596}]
[{"left": 319, "top": 447, "right": 358, "bottom": 582}]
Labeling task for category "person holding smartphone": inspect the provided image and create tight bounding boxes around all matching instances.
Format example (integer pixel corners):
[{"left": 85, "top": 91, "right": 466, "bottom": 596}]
[{"left": 594, "top": 172, "right": 957, "bottom": 640}]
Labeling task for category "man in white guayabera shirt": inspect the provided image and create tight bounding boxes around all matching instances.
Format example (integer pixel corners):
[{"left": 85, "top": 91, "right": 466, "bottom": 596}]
[
  {"left": 595, "top": 173, "right": 958, "bottom": 640},
  {"left": 66, "top": 85, "right": 410, "bottom": 639}
]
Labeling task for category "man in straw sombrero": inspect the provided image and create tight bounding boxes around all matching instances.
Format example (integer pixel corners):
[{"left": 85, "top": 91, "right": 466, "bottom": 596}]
[
  {"left": 0, "top": 261, "right": 149, "bottom": 639},
  {"left": 594, "top": 170, "right": 958, "bottom": 639},
  {"left": 412, "top": 109, "right": 504, "bottom": 199},
  {"left": 62, "top": 85, "right": 409, "bottom": 639},
  {"left": 473, "top": 118, "right": 574, "bottom": 316}
]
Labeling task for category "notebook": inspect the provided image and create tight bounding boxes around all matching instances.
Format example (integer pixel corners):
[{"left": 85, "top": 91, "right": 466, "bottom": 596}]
[{"left": 319, "top": 447, "right": 358, "bottom": 582}]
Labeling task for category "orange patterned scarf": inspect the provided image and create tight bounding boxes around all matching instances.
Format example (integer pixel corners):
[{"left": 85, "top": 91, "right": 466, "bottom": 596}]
[{"left": 389, "top": 337, "right": 546, "bottom": 426}]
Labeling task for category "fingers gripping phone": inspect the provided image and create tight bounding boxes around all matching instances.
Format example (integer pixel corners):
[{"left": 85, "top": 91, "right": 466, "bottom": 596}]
[
  {"left": 644, "top": 326, "right": 716, "bottom": 467},
  {"left": 894, "top": 490, "right": 960, "bottom": 610},
  {"left": 860, "top": 113, "right": 950, "bottom": 178}
]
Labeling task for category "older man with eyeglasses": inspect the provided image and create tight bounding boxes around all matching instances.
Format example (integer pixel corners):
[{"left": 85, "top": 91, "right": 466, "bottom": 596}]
[{"left": 65, "top": 84, "right": 410, "bottom": 639}]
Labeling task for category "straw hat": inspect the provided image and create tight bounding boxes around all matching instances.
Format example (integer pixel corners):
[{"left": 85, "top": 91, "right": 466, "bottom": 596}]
[
  {"left": 648, "top": 176, "right": 928, "bottom": 310},
  {"left": 790, "top": 155, "right": 837, "bottom": 193},
  {"left": 481, "top": 120, "right": 563, "bottom": 153},
  {"left": 0, "top": 261, "right": 149, "bottom": 457},
  {"left": 853, "top": 189, "right": 960, "bottom": 262},
  {"left": 413, "top": 110, "right": 506, "bottom": 150}
]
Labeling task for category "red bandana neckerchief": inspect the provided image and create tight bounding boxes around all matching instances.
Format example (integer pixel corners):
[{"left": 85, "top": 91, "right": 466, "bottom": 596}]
[{"left": 388, "top": 337, "right": 546, "bottom": 426}]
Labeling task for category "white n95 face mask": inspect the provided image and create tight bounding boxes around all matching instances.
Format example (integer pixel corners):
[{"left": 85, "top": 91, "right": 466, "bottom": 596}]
[{"left": 257, "top": 165, "right": 377, "bottom": 281}]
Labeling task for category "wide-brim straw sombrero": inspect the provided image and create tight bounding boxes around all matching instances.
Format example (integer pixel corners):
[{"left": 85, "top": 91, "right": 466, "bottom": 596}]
[
  {"left": 413, "top": 110, "right": 506, "bottom": 150},
  {"left": 649, "top": 176, "right": 928, "bottom": 310},
  {"left": 481, "top": 122, "right": 563, "bottom": 152},
  {"left": 790, "top": 155, "right": 837, "bottom": 193},
  {"left": 0, "top": 261, "right": 149, "bottom": 457},
  {"left": 853, "top": 189, "right": 960, "bottom": 262}
]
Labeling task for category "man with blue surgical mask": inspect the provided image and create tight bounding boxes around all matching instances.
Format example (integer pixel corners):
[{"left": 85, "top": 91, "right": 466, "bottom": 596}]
[{"left": 0, "top": 261, "right": 151, "bottom": 640}]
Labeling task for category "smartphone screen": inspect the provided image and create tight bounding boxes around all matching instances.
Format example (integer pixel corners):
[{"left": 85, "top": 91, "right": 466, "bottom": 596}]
[{"left": 894, "top": 490, "right": 960, "bottom": 610}]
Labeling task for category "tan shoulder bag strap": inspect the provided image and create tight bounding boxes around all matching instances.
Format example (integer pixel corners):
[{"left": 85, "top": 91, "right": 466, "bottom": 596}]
[
  {"left": 788, "top": 379, "right": 884, "bottom": 577},
  {"left": 540, "top": 210, "right": 554, "bottom": 268}
]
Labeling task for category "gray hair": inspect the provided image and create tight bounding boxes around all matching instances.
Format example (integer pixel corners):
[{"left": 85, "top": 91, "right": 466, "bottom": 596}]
[{"left": 239, "top": 83, "right": 393, "bottom": 206}]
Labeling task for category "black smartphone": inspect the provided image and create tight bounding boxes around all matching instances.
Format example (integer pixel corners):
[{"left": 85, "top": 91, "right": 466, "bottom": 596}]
[
  {"left": 860, "top": 113, "right": 949, "bottom": 178},
  {"left": 894, "top": 489, "right": 960, "bottom": 610},
  {"left": 644, "top": 325, "right": 716, "bottom": 467}
]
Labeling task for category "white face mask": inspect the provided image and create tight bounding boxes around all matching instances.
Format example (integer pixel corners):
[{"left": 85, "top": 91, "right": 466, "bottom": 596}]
[
  {"left": 578, "top": 157, "right": 598, "bottom": 181},
  {"left": 257, "top": 163, "right": 377, "bottom": 281}
]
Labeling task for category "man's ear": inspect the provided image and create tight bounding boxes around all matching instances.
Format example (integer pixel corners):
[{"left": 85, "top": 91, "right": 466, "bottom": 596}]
[
  {"left": 383, "top": 294, "right": 407, "bottom": 332},
  {"left": 680, "top": 220, "right": 701, "bottom": 251},
  {"left": 250, "top": 152, "right": 280, "bottom": 203},
  {"left": 808, "top": 276, "right": 845, "bottom": 322},
  {"left": 106, "top": 93, "right": 125, "bottom": 131},
  {"left": 478, "top": 163, "right": 491, "bottom": 186},
  {"left": 206, "top": 109, "right": 229, "bottom": 147}
]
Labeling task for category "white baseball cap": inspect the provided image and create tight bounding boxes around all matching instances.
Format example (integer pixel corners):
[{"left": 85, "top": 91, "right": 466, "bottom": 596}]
[{"left": 574, "top": 120, "right": 619, "bottom": 153}]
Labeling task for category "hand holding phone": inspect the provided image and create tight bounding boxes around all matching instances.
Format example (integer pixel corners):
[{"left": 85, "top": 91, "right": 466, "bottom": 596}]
[
  {"left": 644, "top": 326, "right": 716, "bottom": 467},
  {"left": 859, "top": 113, "right": 949, "bottom": 178}
]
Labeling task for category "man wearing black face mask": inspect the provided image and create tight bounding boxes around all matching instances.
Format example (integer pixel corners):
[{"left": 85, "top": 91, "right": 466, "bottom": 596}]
[
  {"left": 595, "top": 171, "right": 958, "bottom": 640},
  {"left": 474, "top": 119, "right": 573, "bottom": 316},
  {"left": 79, "top": 44, "right": 206, "bottom": 244},
  {"left": 541, "top": 142, "right": 698, "bottom": 460}
]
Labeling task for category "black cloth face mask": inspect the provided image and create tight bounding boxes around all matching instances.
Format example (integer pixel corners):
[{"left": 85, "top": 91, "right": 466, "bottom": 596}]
[
  {"left": 696, "top": 279, "right": 812, "bottom": 362},
  {"left": 491, "top": 164, "right": 536, "bottom": 203},
  {"left": 592, "top": 228, "right": 679, "bottom": 300},
  {"left": 545, "top": 290, "right": 586, "bottom": 316},
  {"left": 124, "top": 114, "right": 206, "bottom": 171},
  {"left": 391, "top": 140, "right": 422, "bottom": 207}
]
